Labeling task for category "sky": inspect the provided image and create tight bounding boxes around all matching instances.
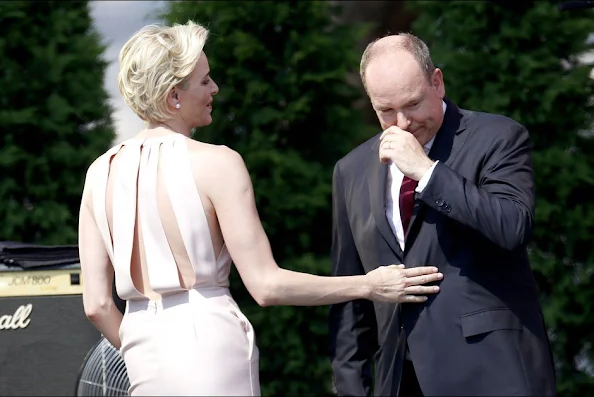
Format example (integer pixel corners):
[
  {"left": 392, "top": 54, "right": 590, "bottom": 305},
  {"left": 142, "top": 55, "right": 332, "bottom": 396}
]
[{"left": 89, "top": 1, "right": 166, "bottom": 143}]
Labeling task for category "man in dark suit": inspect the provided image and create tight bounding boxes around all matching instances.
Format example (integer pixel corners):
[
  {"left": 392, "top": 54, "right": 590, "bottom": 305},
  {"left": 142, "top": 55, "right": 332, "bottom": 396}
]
[{"left": 329, "top": 33, "right": 556, "bottom": 396}]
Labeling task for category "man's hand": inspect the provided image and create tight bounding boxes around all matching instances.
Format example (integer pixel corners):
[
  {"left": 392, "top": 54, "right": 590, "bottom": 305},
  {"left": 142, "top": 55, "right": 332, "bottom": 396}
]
[{"left": 379, "top": 126, "right": 435, "bottom": 181}]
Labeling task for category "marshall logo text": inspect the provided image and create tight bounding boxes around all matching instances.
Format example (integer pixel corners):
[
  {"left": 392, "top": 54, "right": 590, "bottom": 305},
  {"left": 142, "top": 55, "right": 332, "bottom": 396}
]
[{"left": 0, "top": 304, "right": 32, "bottom": 330}]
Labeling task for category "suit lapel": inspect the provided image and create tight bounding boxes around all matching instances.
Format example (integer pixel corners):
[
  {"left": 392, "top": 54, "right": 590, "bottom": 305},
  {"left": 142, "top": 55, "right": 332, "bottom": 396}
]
[
  {"left": 427, "top": 100, "right": 468, "bottom": 167},
  {"left": 404, "top": 99, "right": 468, "bottom": 250},
  {"left": 368, "top": 141, "right": 404, "bottom": 261}
]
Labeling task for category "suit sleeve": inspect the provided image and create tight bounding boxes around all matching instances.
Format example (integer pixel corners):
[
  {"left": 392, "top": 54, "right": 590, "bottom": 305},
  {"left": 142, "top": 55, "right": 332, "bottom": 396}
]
[
  {"left": 329, "top": 163, "right": 378, "bottom": 396},
  {"left": 418, "top": 122, "right": 535, "bottom": 251}
]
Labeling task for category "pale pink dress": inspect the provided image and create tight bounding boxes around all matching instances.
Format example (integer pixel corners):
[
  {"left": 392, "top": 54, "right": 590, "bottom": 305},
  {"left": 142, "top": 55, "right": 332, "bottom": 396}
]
[{"left": 87, "top": 133, "right": 260, "bottom": 396}]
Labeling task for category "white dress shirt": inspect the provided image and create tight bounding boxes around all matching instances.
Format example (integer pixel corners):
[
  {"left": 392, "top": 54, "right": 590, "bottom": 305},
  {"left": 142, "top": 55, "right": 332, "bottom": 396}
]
[{"left": 385, "top": 101, "right": 446, "bottom": 250}]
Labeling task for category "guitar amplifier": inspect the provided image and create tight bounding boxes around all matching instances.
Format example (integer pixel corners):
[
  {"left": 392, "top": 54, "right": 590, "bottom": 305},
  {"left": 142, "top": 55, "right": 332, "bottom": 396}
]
[{"left": 0, "top": 264, "right": 101, "bottom": 396}]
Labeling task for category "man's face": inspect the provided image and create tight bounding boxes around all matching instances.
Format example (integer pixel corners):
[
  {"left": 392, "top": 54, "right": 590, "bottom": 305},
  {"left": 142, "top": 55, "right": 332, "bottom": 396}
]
[{"left": 365, "top": 50, "right": 446, "bottom": 147}]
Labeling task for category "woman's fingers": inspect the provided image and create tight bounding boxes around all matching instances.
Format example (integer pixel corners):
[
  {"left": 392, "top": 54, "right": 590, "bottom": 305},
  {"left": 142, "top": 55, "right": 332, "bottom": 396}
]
[
  {"left": 406, "top": 272, "right": 443, "bottom": 286},
  {"left": 404, "top": 285, "right": 440, "bottom": 295}
]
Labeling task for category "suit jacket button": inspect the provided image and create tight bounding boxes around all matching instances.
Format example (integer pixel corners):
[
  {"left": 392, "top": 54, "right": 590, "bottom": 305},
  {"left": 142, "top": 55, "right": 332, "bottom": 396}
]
[{"left": 435, "top": 198, "right": 444, "bottom": 206}]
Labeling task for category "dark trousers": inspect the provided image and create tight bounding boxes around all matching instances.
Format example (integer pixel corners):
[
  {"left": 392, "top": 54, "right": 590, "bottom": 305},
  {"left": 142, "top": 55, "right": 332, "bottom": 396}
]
[{"left": 399, "top": 360, "right": 423, "bottom": 397}]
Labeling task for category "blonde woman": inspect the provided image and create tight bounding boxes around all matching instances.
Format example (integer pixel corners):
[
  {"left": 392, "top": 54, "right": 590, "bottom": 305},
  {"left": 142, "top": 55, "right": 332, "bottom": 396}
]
[{"left": 77, "top": 21, "right": 442, "bottom": 395}]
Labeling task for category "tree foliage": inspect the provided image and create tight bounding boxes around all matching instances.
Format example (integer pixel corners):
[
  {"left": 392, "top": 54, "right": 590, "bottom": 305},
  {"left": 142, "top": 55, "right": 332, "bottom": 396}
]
[
  {"left": 408, "top": 1, "right": 594, "bottom": 394},
  {"left": 160, "top": 1, "right": 374, "bottom": 395},
  {"left": 0, "top": 1, "right": 115, "bottom": 244}
]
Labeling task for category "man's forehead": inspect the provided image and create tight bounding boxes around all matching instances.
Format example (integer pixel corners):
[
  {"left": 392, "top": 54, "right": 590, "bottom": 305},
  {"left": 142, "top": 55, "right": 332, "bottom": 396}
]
[
  {"left": 370, "top": 90, "right": 422, "bottom": 109},
  {"left": 368, "top": 75, "right": 425, "bottom": 110},
  {"left": 367, "top": 68, "right": 424, "bottom": 97},
  {"left": 367, "top": 52, "right": 423, "bottom": 83}
]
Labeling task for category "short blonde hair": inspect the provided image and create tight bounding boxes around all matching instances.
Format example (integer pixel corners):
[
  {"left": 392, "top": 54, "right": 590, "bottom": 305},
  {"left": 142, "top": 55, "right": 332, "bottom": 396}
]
[{"left": 117, "top": 21, "right": 209, "bottom": 123}]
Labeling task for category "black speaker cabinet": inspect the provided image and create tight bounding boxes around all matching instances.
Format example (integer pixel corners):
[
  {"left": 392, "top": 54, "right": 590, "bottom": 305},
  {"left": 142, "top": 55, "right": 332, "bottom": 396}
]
[{"left": 0, "top": 265, "right": 100, "bottom": 396}]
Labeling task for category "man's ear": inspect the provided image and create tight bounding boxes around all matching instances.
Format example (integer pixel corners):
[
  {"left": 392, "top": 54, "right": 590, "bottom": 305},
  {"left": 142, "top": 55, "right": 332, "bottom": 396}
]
[{"left": 432, "top": 68, "right": 445, "bottom": 98}]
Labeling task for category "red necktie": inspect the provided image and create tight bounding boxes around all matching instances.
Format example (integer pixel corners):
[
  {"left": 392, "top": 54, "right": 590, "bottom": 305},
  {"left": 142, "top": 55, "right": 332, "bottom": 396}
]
[{"left": 399, "top": 176, "right": 418, "bottom": 237}]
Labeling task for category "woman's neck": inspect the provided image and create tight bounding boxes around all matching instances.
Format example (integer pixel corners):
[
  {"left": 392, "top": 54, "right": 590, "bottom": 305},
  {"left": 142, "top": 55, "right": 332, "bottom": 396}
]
[{"left": 147, "top": 119, "right": 191, "bottom": 137}]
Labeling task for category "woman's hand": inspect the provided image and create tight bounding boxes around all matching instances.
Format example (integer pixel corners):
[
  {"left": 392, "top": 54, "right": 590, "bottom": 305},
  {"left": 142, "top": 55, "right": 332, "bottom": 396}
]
[{"left": 365, "top": 264, "right": 443, "bottom": 303}]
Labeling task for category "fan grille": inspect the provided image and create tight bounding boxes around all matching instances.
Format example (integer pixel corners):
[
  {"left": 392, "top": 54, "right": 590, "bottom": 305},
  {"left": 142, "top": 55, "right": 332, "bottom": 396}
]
[{"left": 76, "top": 337, "right": 130, "bottom": 396}]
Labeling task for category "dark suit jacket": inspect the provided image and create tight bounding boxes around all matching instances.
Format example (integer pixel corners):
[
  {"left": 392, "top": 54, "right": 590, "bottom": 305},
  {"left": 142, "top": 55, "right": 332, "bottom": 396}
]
[{"left": 329, "top": 100, "right": 556, "bottom": 396}]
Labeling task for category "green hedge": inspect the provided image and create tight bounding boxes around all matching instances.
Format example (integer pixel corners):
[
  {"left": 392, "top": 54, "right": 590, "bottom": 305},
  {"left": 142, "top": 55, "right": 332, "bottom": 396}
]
[
  {"left": 161, "top": 1, "right": 375, "bottom": 395},
  {"left": 0, "top": 1, "right": 115, "bottom": 244}
]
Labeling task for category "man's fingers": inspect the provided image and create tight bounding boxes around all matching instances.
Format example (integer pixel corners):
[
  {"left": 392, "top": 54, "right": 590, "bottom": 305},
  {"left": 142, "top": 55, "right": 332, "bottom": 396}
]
[
  {"left": 380, "top": 138, "right": 393, "bottom": 150},
  {"left": 378, "top": 137, "right": 397, "bottom": 164},
  {"left": 380, "top": 126, "right": 405, "bottom": 140},
  {"left": 379, "top": 130, "right": 392, "bottom": 141},
  {"left": 378, "top": 149, "right": 391, "bottom": 164}
]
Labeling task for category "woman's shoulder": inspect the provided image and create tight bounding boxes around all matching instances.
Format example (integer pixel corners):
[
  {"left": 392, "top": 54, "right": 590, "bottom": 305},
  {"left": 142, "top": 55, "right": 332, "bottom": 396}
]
[
  {"left": 184, "top": 140, "right": 251, "bottom": 191},
  {"left": 84, "top": 143, "right": 123, "bottom": 176},
  {"left": 185, "top": 139, "right": 245, "bottom": 167}
]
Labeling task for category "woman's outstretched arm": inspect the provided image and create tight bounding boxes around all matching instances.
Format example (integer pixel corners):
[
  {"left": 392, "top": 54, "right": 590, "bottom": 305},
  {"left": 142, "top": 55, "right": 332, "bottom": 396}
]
[{"left": 204, "top": 146, "right": 441, "bottom": 307}]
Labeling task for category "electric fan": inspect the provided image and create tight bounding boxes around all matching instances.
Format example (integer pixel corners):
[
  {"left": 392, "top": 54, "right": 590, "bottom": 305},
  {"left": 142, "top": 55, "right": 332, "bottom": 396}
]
[{"left": 75, "top": 336, "right": 130, "bottom": 396}]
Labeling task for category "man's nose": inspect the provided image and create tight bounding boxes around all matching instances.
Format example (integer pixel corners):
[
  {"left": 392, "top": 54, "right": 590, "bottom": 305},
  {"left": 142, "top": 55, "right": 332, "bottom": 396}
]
[{"left": 396, "top": 111, "right": 411, "bottom": 130}]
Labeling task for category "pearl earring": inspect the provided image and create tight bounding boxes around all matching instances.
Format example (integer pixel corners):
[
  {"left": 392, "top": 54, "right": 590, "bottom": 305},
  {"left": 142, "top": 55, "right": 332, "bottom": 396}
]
[{"left": 175, "top": 103, "right": 180, "bottom": 109}]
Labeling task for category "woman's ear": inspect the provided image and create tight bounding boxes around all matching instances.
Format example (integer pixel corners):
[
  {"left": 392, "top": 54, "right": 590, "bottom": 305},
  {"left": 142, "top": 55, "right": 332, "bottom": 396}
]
[{"left": 166, "top": 87, "right": 179, "bottom": 109}]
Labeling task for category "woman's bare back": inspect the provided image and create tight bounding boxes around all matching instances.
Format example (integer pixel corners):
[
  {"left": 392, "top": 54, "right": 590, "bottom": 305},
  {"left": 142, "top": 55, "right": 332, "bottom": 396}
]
[{"left": 94, "top": 128, "right": 230, "bottom": 300}]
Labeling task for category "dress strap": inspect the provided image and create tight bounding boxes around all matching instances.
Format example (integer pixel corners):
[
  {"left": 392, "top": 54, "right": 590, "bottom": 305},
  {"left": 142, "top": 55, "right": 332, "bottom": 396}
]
[{"left": 137, "top": 141, "right": 184, "bottom": 294}]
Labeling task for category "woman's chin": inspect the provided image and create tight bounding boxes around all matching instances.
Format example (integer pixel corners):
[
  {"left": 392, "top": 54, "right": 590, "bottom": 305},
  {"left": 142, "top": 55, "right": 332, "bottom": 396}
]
[{"left": 194, "top": 116, "right": 213, "bottom": 128}]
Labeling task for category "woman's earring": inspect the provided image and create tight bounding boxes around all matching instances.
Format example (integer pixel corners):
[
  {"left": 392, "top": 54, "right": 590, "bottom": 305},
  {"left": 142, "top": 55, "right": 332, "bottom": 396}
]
[{"left": 175, "top": 103, "right": 181, "bottom": 109}]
